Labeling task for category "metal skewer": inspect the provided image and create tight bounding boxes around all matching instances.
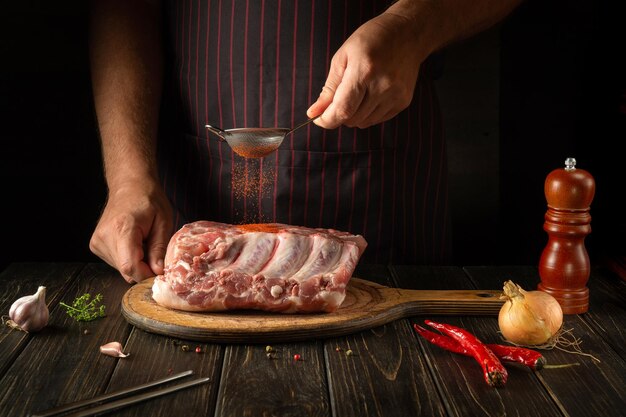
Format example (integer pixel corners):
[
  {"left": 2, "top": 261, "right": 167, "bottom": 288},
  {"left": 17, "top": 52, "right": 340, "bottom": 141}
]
[{"left": 31, "top": 370, "right": 208, "bottom": 417}]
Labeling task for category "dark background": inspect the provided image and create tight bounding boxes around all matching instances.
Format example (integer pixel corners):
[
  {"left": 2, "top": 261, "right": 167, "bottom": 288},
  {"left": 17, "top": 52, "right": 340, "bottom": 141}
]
[
  {"left": 0, "top": 2, "right": 105, "bottom": 272},
  {"left": 1, "top": 1, "right": 623, "bottom": 272}
]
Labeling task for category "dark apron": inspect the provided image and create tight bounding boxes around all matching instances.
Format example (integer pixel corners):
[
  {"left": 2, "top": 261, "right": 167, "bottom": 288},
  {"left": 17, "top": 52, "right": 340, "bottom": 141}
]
[{"left": 158, "top": 0, "right": 451, "bottom": 264}]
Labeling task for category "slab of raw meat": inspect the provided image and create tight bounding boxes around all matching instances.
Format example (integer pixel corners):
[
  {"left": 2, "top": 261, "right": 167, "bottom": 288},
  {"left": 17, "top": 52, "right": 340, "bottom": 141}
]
[{"left": 152, "top": 221, "right": 367, "bottom": 313}]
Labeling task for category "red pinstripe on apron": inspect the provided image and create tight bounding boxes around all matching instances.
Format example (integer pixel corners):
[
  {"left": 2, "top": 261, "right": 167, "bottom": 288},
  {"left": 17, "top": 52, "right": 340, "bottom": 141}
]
[{"left": 157, "top": 0, "right": 451, "bottom": 264}]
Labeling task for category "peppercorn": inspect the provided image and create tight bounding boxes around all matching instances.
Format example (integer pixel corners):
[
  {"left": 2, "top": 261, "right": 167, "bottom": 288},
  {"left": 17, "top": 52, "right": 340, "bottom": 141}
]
[
  {"left": 83, "top": 329, "right": 90, "bottom": 335},
  {"left": 265, "top": 345, "right": 273, "bottom": 353},
  {"left": 181, "top": 345, "right": 190, "bottom": 352},
  {"left": 335, "top": 347, "right": 342, "bottom": 352},
  {"left": 293, "top": 354, "right": 301, "bottom": 361},
  {"left": 195, "top": 346, "right": 202, "bottom": 353}
]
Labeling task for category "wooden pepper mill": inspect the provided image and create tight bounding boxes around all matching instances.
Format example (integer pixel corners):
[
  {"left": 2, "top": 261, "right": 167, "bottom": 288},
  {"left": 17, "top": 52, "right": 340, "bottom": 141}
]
[{"left": 538, "top": 157, "right": 595, "bottom": 314}]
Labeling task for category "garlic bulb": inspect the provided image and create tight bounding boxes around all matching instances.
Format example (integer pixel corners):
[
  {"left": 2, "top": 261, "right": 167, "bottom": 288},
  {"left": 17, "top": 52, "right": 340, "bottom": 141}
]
[{"left": 9, "top": 286, "right": 49, "bottom": 332}]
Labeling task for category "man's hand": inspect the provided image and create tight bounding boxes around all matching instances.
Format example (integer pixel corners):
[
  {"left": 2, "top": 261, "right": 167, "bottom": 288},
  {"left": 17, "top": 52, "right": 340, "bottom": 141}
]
[
  {"left": 307, "top": 0, "right": 521, "bottom": 129},
  {"left": 89, "top": 180, "right": 173, "bottom": 283},
  {"left": 307, "top": 11, "right": 427, "bottom": 129},
  {"left": 89, "top": 0, "right": 165, "bottom": 283}
]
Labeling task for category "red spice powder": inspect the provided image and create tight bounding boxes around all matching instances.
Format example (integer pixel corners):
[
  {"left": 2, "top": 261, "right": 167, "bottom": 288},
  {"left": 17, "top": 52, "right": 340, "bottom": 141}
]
[
  {"left": 232, "top": 157, "right": 276, "bottom": 224},
  {"left": 236, "top": 224, "right": 280, "bottom": 233},
  {"left": 231, "top": 143, "right": 276, "bottom": 159}
]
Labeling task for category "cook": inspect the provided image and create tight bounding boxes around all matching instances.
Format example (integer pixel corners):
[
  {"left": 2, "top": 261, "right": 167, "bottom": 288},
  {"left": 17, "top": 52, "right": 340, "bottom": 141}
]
[{"left": 88, "top": 0, "right": 521, "bottom": 283}]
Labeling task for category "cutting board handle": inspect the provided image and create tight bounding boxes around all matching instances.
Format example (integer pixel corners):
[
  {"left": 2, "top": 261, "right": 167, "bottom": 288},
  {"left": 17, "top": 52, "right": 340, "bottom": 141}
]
[{"left": 377, "top": 286, "right": 503, "bottom": 316}]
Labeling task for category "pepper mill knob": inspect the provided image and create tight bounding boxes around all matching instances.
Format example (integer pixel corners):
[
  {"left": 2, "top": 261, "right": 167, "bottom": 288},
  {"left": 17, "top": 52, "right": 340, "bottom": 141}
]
[{"left": 538, "top": 157, "right": 595, "bottom": 314}]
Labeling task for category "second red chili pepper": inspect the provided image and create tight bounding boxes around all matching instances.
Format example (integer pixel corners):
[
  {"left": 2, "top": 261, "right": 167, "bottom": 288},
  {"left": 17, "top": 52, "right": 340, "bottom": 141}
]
[
  {"left": 413, "top": 324, "right": 546, "bottom": 371},
  {"left": 423, "top": 320, "right": 508, "bottom": 387},
  {"left": 486, "top": 344, "right": 546, "bottom": 371}
]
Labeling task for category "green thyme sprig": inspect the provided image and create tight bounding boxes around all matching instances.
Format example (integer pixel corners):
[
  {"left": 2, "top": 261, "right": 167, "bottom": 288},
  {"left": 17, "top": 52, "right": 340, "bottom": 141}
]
[{"left": 60, "top": 293, "right": 106, "bottom": 322}]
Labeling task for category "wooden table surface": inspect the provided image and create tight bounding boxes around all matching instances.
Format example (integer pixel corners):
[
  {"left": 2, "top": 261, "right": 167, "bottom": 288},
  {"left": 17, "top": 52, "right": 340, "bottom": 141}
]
[{"left": 1, "top": 263, "right": 624, "bottom": 417}]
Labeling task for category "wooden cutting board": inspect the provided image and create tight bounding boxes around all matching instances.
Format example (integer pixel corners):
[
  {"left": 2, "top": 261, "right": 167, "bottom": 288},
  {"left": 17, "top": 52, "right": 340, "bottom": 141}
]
[{"left": 121, "top": 277, "right": 504, "bottom": 343}]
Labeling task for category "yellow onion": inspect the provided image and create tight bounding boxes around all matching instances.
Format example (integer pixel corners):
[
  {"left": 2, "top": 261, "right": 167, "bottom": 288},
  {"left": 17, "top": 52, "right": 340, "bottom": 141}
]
[{"left": 498, "top": 280, "right": 563, "bottom": 346}]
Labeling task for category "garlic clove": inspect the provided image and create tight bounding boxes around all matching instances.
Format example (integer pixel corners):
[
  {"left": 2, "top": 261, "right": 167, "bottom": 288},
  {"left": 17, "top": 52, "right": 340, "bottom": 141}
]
[
  {"left": 8, "top": 286, "right": 49, "bottom": 333},
  {"left": 100, "top": 341, "right": 130, "bottom": 358}
]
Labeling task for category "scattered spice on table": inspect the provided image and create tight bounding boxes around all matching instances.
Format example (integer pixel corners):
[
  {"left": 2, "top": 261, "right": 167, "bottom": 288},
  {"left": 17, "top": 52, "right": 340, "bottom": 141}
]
[
  {"left": 195, "top": 346, "right": 202, "bottom": 354},
  {"left": 293, "top": 354, "right": 301, "bottom": 361}
]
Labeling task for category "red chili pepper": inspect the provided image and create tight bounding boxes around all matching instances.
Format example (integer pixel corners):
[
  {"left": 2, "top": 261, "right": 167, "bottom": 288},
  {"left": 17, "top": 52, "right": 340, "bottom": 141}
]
[
  {"left": 485, "top": 344, "right": 546, "bottom": 371},
  {"left": 424, "top": 320, "right": 508, "bottom": 387},
  {"left": 413, "top": 324, "right": 546, "bottom": 370},
  {"left": 413, "top": 324, "right": 467, "bottom": 355}
]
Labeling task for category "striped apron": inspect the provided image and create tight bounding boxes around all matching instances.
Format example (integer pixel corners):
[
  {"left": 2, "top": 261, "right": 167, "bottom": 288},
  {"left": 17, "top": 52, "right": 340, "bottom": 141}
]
[{"left": 157, "top": 0, "right": 451, "bottom": 264}]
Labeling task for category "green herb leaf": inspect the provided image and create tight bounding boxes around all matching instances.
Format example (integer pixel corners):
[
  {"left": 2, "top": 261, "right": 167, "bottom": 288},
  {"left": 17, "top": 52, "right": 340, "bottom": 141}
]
[{"left": 60, "top": 293, "right": 106, "bottom": 322}]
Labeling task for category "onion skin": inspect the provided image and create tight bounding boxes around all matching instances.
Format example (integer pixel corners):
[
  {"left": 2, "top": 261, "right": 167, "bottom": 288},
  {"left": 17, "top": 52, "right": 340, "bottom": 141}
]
[{"left": 498, "top": 281, "right": 563, "bottom": 346}]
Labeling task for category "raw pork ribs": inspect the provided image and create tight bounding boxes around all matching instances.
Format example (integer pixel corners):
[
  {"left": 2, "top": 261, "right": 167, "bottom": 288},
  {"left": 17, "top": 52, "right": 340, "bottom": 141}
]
[{"left": 152, "top": 221, "right": 367, "bottom": 313}]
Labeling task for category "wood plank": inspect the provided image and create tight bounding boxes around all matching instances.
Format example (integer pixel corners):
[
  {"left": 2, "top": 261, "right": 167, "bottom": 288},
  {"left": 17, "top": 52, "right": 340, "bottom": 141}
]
[
  {"left": 0, "top": 263, "right": 83, "bottom": 376},
  {"left": 0, "top": 263, "right": 133, "bottom": 417},
  {"left": 465, "top": 266, "right": 626, "bottom": 417},
  {"left": 215, "top": 341, "right": 330, "bottom": 417},
  {"left": 583, "top": 267, "right": 626, "bottom": 359},
  {"left": 324, "top": 265, "right": 446, "bottom": 417},
  {"left": 101, "top": 328, "right": 223, "bottom": 417},
  {"left": 393, "top": 266, "right": 563, "bottom": 417}
]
